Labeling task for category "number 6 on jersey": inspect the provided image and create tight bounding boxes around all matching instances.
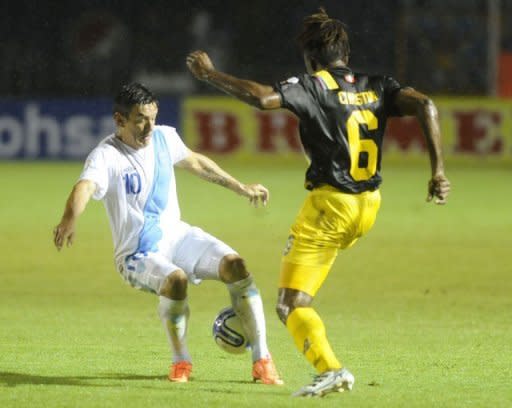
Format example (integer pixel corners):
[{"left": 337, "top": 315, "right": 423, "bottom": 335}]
[{"left": 346, "top": 110, "right": 378, "bottom": 181}]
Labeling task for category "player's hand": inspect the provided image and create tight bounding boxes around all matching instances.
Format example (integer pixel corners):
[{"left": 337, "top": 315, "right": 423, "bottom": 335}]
[
  {"left": 186, "top": 50, "right": 215, "bottom": 80},
  {"left": 427, "top": 173, "right": 451, "bottom": 205},
  {"left": 53, "top": 220, "right": 75, "bottom": 251},
  {"left": 241, "top": 183, "right": 269, "bottom": 207}
]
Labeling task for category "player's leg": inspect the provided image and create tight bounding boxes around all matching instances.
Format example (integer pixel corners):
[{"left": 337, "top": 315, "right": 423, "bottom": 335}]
[
  {"left": 276, "top": 286, "right": 354, "bottom": 397},
  {"left": 277, "top": 187, "right": 346, "bottom": 374},
  {"left": 277, "top": 269, "right": 342, "bottom": 375},
  {"left": 277, "top": 186, "right": 380, "bottom": 396},
  {"left": 121, "top": 252, "right": 192, "bottom": 382},
  {"left": 173, "top": 226, "right": 282, "bottom": 385},
  {"left": 218, "top": 254, "right": 283, "bottom": 385},
  {"left": 157, "top": 269, "right": 193, "bottom": 382},
  {"left": 218, "top": 254, "right": 268, "bottom": 361}
]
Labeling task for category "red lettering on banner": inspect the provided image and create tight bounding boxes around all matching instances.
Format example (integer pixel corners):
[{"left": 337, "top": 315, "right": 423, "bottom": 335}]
[
  {"left": 453, "top": 111, "right": 502, "bottom": 154},
  {"left": 255, "top": 112, "right": 301, "bottom": 152},
  {"left": 384, "top": 117, "right": 426, "bottom": 151},
  {"left": 194, "top": 112, "right": 241, "bottom": 153}
]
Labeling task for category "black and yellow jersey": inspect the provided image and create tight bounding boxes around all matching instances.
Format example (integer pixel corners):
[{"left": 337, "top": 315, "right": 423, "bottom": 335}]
[{"left": 274, "top": 67, "right": 403, "bottom": 193}]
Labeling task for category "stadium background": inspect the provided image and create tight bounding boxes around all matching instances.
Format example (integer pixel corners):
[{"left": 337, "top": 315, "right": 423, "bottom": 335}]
[
  {"left": 1, "top": 1, "right": 511, "bottom": 407},
  {"left": 1, "top": 0, "right": 512, "bottom": 160}
]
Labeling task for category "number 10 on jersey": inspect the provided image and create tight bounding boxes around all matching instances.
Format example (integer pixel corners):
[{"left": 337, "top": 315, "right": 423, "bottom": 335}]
[{"left": 124, "top": 172, "right": 142, "bottom": 195}]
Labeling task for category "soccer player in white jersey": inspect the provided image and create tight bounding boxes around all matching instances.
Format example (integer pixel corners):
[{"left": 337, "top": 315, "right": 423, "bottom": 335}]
[{"left": 53, "top": 82, "right": 283, "bottom": 385}]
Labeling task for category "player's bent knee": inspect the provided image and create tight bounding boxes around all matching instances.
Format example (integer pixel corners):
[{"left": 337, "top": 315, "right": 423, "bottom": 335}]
[
  {"left": 159, "top": 269, "right": 188, "bottom": 300},
  {"left": 275, "top": 302, "right": 290, "bottom": 325},
  {"left": 219, "top": 254, "right": 249, "bottom": 283},
  {"left": 276, "top": 288, "right": 314, "bottom": 324}
]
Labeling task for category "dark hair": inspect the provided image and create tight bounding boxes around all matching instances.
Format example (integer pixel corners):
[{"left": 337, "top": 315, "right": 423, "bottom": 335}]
[
  {"left": 113, "top": 82, "right": 158, "bottom": 117},
  {"left": 297, "top": 8, "right": 350, "bottom": 66}
]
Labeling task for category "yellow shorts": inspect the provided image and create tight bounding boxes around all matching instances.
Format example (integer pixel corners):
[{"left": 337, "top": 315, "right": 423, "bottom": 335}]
[{"left": 279, "top": 185, "right": 381, "bottom": 296}]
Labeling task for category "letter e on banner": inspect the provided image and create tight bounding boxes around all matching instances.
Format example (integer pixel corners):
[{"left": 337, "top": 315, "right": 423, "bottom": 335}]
[{"left": 453, "top": 111, "right": 502, "bottom": 154}]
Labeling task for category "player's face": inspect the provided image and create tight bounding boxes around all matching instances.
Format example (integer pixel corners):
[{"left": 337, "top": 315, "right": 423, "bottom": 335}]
[{"left": 118, "top": 103, "right": 158, "bottom": 149}]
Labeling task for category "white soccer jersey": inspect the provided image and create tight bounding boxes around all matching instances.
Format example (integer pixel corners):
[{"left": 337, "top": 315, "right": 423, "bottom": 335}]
[{"left": 79, "top": 125, "right": 190, "bottom": 267}]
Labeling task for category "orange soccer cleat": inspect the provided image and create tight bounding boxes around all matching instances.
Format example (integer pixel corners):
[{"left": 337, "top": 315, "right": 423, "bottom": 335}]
[
  {"left": 168, "top": 361, "right": 192, "bottom": 383},
  {"left": 252, "top": 357, "right": 284, "bottom": 385}
]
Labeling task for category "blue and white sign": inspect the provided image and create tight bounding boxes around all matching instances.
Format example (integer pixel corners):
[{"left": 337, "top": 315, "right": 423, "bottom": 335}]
[{"left": 0, "top": 98, "right": 179, "bottom": 160}]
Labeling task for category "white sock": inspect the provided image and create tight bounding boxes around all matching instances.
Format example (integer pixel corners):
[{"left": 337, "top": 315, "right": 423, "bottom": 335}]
[
  {"left": 227, "top": 276, "right": 270, "bottom": 362},
  {"left": 158, "top": 296, "right": 191, "bottom": 363}
]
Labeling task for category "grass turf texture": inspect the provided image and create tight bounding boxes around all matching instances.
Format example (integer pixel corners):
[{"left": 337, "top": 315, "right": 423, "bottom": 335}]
[{"left": 0, "top": 156, "right": 511, "bottom": 407}]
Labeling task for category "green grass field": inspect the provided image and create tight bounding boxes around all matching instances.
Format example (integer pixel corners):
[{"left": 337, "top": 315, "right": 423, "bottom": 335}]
[{"left": 1, "top": 156, "right": 511, "bottom": 407}]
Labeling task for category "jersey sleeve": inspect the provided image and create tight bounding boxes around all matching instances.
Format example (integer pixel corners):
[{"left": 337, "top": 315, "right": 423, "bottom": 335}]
[
  {"left": 79, "top": 147, "right": 110, "bottom": 200},
  {"left": 274, "top": 75, "right": 317, "bottom": 116},
  {"left": 160, "top": 126, "right": 190, "bottom": 165},
  {"left": 382, "top": 76, "right": 403, "bottom": 117}
]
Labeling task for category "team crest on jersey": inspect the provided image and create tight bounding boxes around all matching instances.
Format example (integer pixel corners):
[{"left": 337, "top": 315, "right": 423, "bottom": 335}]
[
  {"left": 344, "top": 74, "right": 355, "bottom": 83},
  {"left": 280, "top": 76, "right": 299, "bottom": 87}
]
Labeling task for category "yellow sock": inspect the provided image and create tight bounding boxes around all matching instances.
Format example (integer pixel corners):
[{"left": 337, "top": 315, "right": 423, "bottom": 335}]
[{"left": 286, "top": 307, "right": 341, "bottom": 373}]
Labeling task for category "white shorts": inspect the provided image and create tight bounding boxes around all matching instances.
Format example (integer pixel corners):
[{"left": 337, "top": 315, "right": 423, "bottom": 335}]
[{"left": 118, "top": 223, "right": 237, "bottom": 294}]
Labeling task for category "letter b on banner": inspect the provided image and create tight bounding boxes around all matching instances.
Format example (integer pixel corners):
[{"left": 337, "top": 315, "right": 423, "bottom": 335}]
[{"left": 194, "top": 112, "right": 241, "bottom": 153}]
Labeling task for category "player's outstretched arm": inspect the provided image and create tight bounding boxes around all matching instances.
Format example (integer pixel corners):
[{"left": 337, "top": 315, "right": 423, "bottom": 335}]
[
  {"left": 393, "top": 87, "right": 451, "bottom": 204},
  {"left": 53, "top": 179, "right": 96, "bottom": 250},
  {"left": 186, "top": 50, "right": 282, "bottom": 110},
  {"left": 176, "top": 151, "right": 269, "bottom": 207}
]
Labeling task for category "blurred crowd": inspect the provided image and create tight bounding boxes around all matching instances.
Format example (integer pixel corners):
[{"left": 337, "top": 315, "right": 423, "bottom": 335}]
[{"left": 0, "top": 0, "right": 510, "bottom": 97}]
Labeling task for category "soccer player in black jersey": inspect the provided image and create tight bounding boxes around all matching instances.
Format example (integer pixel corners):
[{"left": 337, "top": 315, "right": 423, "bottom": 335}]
[{"left": 187, "top": 8, "right": 450, "bottom": 397}]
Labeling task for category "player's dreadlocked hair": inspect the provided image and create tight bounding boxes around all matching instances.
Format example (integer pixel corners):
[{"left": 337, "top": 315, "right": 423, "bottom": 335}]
[
  {"left": 298, "top": 8, "right": 350, "bottom": 66},
  {"left": 113, "top": 82, "right": 159, "bottom": 117}
]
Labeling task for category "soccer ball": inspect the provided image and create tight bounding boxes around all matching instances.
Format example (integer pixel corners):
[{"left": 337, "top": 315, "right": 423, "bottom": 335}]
[{"left": 212, "top": 307, "right": 250, "bottom": 354}]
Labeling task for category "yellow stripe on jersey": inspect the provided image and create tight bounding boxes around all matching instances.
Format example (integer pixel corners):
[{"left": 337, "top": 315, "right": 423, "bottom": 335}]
[{"left": 314, "top": 70, "right": 339, "bottom": 90}]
